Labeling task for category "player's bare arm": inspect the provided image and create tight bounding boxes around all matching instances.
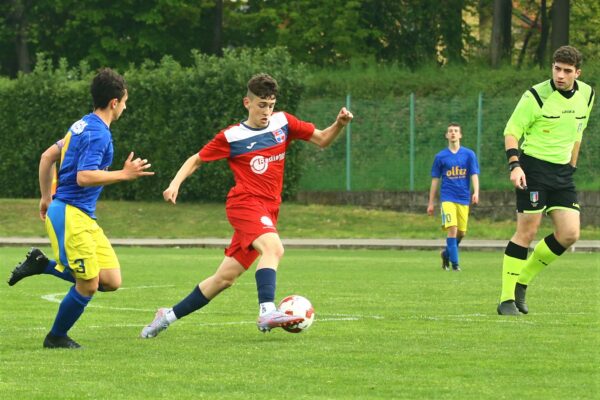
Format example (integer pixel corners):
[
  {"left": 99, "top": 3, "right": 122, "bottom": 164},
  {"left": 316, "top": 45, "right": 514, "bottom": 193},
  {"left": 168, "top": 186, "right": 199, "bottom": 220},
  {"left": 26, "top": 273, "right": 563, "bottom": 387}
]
[
  {"left": 38, "top": 143, "right": 61, "bottom": 220},
  {"left": 505, "top": 134, "right": 527, "bottom": 190},
  {"left": 570, "top": 141, "right": 581, "bottom": 168},
  {"left": 471, "top": 174, "right": 480, "bottom": 205},
  {"left": 309, "top": 107, "right": 353, "bottom": 148},
  {"left": 163, "top": 154, "right": 204, "bottom": 204},
  {"left": 77, "top": 151, "right": 154, "bottom": 187},
  {"left": 427, "top": 178, "right": 439, "bottom": 216}
]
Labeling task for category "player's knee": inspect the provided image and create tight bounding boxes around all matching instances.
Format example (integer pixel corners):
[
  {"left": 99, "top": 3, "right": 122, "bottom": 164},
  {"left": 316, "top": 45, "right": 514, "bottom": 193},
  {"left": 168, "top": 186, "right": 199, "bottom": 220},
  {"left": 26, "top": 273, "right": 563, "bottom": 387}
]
[
  {"left": 557, "top": 229, "right": 579, "bottom": 247},
  {"left": 261, "top": 242, "right": 285, "bottom": 260},
  {"left": 100, "top": 280, "right": 121, "bottom": 292},
  {"left": 215, "top": 275, "right": 236, "bottom": 290},
  {"left": 517, "top": 228, "right": 538, "bottom": 244},
  {"left": 98, "top": 274, "right": 122, "bottom": 291},
  {"left": 76, "top": 283, "right": 99, "bottom": 297}
]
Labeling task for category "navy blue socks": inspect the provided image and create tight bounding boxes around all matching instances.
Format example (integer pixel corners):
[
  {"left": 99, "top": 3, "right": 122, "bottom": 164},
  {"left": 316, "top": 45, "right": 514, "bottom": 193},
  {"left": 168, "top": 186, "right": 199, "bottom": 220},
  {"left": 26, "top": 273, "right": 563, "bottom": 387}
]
[
  {"left": 255, "top": 268, "right": 276, "bottom": 304},
  {"left": 50, "top": 286, "right": 92, "bottom": 337},
  {"left": 172, "top": 285, "right": 210, "bottom": 319}
]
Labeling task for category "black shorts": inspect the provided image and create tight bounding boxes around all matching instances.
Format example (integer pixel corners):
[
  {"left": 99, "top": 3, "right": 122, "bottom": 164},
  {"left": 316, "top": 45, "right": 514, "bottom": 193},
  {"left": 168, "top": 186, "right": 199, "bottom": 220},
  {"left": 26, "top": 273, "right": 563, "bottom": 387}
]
[{"left": 515, "top": 153, "right": 579, "bottom": 213}]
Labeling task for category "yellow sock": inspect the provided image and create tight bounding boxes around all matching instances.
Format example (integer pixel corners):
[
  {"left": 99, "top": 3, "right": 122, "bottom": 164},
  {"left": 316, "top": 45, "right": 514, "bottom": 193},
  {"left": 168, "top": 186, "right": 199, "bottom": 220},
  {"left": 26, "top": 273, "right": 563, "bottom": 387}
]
[
  {"left": 500, "top": 241, "right": 528, "bottom": 302},
  {"left": 518, "top": 234, "right": 565, "bottom": 285}
]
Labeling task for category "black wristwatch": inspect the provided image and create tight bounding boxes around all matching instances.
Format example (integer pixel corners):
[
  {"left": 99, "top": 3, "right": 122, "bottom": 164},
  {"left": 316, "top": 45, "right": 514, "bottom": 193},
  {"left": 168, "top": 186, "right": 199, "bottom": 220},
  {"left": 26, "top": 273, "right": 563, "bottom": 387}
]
[{"left": 509, "top": 161, "right": 521, "bottom": 171}]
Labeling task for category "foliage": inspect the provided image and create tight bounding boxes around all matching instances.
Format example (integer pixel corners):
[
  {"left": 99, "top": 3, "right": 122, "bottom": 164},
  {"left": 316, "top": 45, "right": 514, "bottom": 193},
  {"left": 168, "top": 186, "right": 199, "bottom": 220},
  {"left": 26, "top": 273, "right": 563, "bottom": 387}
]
[
  {"left": 0, "top": 0, "right": 479, "bottom": 75},
  {"left": 0, "top": 47, "right": 306, "bottom": 201},
  {"left": 571, "top": 0, "right": 600, "bottom": 63},
  {"left": 0, "top": 0, "right": 215, "bottom": 75}
]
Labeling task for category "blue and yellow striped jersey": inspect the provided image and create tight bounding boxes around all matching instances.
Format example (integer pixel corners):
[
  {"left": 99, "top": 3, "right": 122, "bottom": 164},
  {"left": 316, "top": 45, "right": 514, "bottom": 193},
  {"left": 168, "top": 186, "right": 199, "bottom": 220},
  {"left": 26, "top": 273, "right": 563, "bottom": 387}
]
[{"left": 54, "top": 113, "right": 114, "bottom": 218}]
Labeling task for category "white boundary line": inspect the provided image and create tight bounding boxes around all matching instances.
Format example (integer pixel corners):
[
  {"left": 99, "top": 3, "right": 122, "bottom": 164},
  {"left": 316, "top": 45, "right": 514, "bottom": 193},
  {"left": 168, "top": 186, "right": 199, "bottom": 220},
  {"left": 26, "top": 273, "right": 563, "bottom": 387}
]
[{"left": 27, "top": 287, "right": 592, "bottom": 333}]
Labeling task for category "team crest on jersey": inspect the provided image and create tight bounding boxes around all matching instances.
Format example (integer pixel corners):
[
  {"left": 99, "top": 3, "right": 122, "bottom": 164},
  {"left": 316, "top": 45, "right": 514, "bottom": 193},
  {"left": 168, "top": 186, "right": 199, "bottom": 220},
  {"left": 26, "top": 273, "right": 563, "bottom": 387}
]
[
  {"left": 530, "top": 191, "right": 539, "bottom": 207},
  {"left": 272, "top": 128, "right": 286, "bottom": 143},
  {"left": 70, "top": 120, "right": 87, "bottom": 135}
]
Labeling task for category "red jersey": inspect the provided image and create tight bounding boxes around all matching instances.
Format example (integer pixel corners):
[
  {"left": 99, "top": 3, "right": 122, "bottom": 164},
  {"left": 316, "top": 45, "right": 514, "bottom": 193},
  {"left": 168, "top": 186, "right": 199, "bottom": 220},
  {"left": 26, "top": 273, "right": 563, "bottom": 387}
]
[{"left": 199, "top": 111, "right": 315, "bottom": 204}]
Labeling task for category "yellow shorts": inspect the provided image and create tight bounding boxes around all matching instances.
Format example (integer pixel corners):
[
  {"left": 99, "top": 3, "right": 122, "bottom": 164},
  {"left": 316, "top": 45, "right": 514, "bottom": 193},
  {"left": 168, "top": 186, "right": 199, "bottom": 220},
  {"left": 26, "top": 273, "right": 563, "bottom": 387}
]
[
  {"left": 440, "top": 202, "right": 470, "bottom": 232},
  {"left": 45, "top": 200, "right": 120, "bottom": 280}
]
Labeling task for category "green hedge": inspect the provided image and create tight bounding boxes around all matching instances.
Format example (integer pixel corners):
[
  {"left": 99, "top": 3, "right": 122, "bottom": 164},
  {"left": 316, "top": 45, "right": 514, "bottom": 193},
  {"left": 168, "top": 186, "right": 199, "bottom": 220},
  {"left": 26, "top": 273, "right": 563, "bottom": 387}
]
[{"left": 0, "top": 48, "right": 306, "bottom": 201}]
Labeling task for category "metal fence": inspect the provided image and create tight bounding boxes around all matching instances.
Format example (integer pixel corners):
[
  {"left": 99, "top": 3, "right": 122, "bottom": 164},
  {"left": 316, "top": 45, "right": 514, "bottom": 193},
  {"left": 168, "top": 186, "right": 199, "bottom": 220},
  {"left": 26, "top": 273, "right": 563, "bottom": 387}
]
[{"left": 295, "top": 93, "right": 600, "bottom": 191}]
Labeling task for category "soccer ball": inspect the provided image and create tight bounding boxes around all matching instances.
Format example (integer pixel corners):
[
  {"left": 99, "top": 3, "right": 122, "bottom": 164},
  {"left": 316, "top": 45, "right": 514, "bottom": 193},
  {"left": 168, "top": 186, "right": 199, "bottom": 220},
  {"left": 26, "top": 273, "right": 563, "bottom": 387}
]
[{"left": 278, "top": 295, "right": 315, "bottom": 333}]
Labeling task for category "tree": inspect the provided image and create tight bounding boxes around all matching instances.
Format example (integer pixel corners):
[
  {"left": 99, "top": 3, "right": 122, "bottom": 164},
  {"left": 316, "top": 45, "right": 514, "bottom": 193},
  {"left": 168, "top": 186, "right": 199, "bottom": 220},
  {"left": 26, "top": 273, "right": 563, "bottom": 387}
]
[
  {"left": 535, "top": 0, "right": 550, "bottom": 67},
  {"left": 570, "top": 0, "right": 600, "bottom": 62},
  {"left": 438, "top": 0, "right": 467, "bottom": 63},
  {"left": 0, "top": 0, "right": 33, "bottom": 75},
  {"left": 212, "top": 0, "right": 223, "bottom": 56},
  {"left": 551, "top": 0, "right": 569, "bottom": 53},
  {"left": 490, "top": 0, "right": 512, "bottom": 67}
]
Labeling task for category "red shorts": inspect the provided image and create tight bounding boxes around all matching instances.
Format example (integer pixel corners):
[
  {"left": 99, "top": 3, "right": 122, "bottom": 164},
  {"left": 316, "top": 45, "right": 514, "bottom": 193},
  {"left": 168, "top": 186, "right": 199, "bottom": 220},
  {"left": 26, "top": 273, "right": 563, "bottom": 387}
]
[{"left": 224, "top": 197, "right": 280, "bottom": 269}]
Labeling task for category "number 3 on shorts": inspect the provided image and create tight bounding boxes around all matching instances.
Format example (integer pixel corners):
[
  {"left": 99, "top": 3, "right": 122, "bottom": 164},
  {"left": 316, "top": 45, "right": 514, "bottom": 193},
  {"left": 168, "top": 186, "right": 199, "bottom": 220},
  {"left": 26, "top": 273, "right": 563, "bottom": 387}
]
[{"left": 73, "top": 259, "right": 86, "bottom": 274}]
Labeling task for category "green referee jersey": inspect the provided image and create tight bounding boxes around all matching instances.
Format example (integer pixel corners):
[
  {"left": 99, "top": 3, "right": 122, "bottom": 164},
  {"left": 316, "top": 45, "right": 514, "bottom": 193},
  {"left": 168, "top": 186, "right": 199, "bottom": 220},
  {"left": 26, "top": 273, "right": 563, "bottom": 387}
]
[{"left": 504, "top": 79, "right": 595, "bottom": 164}]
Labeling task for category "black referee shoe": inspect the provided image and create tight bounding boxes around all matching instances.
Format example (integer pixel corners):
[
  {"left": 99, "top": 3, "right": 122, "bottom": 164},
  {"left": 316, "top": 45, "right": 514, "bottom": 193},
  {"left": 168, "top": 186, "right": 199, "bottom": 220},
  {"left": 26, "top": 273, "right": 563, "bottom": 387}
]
[
  {"left": 7, "top": 248, "right": 49, "bottom": 286},
  {"left": 514, "top": 283, "right": 529, "bottom": 314},
  {"left": 497, "top": 300, "right": 520, "bottom": 316},
  {"left": 43, "top": 333, "right": 81, "bottom": 349}
]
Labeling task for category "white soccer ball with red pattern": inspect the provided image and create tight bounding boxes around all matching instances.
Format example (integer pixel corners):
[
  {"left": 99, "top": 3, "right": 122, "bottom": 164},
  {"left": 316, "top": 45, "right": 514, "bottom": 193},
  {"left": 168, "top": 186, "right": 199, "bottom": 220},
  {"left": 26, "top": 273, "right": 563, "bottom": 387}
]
[{"left": 278, "top": 295, "right": 315, "bottom": 333}]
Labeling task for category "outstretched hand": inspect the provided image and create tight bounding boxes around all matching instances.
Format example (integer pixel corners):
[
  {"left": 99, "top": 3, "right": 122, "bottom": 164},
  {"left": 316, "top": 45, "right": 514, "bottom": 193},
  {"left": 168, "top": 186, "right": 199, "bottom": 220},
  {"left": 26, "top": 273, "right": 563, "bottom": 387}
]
[
  {"left": 122, "top": 152, "right": 154, "bottom": 180},
  {"left": 336, "top": 107, "right": 354, "bottom": 126}
]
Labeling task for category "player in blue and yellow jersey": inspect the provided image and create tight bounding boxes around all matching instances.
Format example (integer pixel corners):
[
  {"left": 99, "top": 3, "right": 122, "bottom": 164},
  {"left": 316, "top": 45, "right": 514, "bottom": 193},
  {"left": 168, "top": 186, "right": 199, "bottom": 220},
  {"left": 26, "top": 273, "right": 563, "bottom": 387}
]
[
  {"left": 7, "top": 68, "right": 154, "bottom": 348},
  {"left": 427, "top": 123, "right": 480, "bottom": 271},
  {"left": 497, "top": 46, "right": 595, "bottom": 315}
]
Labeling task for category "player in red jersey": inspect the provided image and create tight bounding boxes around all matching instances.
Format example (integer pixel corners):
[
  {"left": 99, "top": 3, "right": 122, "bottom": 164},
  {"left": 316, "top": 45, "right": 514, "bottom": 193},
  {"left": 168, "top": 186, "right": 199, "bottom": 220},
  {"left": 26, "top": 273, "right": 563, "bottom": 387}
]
[{"left": 141, "top": 73, "right": 353, "bottom": 337}]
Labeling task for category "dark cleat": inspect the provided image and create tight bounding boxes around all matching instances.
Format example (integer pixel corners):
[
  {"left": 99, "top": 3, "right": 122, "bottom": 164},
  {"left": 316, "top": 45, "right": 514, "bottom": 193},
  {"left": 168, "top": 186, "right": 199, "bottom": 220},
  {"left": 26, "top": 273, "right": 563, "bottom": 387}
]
[
  {"left": 514, "top": 283, "right": 529, "bottom": 314},
  {"left": 440, "top": 250, "right": 449, "bottom": 271},
  {"left": 497, "top": 300, "right": 521, "bottom": 316},
  {"left": 7, "top": 248, "right": 49, "bottom": 286},
  {"left": 452, "top": 265, "right": 461, "bottom": 272},
  {"left": 43, "top": 333, "right": 81, "bottom": 349}
]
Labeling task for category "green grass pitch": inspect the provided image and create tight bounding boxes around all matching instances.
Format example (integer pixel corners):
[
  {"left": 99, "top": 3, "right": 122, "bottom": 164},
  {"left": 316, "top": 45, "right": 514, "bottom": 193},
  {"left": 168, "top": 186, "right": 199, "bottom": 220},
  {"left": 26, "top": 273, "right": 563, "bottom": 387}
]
[{"left": 1, "top": 247, "right": 598, "bottom": 399}]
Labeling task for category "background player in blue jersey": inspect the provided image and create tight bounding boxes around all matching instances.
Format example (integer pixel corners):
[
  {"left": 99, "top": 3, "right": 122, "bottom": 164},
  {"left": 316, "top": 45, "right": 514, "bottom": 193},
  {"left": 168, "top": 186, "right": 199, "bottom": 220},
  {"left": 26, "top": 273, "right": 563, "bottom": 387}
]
[
  {"left": 7, "top": 68, "right": 154, "bottom": 348},
  {"left": 427, "top": 123, "right": 480, "bottom": 271}
]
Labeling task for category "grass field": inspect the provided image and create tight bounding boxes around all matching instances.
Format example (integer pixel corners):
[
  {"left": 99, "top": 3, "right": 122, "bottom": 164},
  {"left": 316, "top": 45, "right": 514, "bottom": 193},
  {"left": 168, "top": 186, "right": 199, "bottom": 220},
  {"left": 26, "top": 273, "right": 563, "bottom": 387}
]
[
  {"left": 1, "top": 247, "right": 598, "bottom": 399},
  {"left": 1, "top": 199, "right": 599, "bottom": 240}
]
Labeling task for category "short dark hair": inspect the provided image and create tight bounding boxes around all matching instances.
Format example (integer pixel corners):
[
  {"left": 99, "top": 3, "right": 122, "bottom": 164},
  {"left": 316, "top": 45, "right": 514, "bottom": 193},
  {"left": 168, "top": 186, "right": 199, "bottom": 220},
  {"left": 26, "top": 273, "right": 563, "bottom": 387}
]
[
  {"left": 447, "top": 122, "right": 461, "bottom": 131},
  {"left": 553, "top": 46, "right": 582, "bottom": 69},
  {"left": 247, "top": 73, "right": 278, "bottom": 99},
  {"left": 91, "top": 68, "right": 127, "bottom": 109}
]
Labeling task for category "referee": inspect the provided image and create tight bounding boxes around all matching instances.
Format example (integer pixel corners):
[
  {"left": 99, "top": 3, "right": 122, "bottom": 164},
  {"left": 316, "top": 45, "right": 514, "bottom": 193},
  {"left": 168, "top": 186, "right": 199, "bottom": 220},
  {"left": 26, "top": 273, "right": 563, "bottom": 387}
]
[{"left": 498, "top": 46, "right": 595, "bottom": 315}]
